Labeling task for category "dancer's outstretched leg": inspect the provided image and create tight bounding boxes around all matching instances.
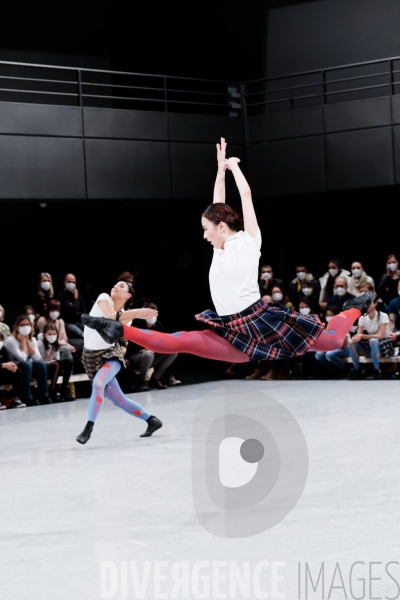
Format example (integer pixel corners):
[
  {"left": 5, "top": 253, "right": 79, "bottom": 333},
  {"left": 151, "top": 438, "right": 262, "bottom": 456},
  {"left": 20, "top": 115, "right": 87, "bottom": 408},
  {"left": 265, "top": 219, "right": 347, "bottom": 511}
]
[{"left": 310, "top": 308, "right": 360, "bottom": 352}]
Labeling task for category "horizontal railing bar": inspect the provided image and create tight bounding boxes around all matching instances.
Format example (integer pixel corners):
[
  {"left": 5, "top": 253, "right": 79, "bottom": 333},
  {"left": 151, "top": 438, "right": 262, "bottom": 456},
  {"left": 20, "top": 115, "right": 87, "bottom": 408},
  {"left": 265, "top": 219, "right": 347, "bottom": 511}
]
[
  {"left": 83, "top": 93, "right": 165, "bottom": 102},
  {"left": 83, "top": 82, "right": 164, "bottom": 92},
  {"left": 166, "top": 88, "right": 228, "bottom": 97},
  {"left": 0, "top": 74, "right": 77, "bottom": 85},
  {"left": 245, "top": 82, "right": 322, "bottom": 96},
  {"left": 0, "top": 88, "right": 78, "bottom": 97},
  {"left": 325, "top": 71, "right": 389, "bottom": 85}
]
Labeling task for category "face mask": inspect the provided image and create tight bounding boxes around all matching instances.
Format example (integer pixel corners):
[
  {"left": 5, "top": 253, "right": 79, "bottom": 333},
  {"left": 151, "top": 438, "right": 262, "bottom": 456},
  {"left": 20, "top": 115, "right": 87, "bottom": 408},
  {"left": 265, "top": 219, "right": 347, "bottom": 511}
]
[
  {"left": 296, "top": 271, "right": 306, "bottom": 281},
  {"left": 49, "top": 311, "right": 60, "bottom": 320},
  {"left": 19, "top": 325, "right": 31, "bottom": 336},
  {"left": 335, "top": 287, "right": 346, "bottom": 297},
  {"left": 302, "top": 287, "right": 312, "bottom": 296},
  {"left": 28, "top": 314, "right": 36, "bottom": 323},
  {"left": 272, "top": 292, "right": 283, "bottom": 302},
  {"left": 299, "top": 307, "right": 311, "bottom": 315},
  {"left": 65, "top": 282, "right": 76, "bottom": 292},
  {"left": 41, "top": 281, "right": 51, "bottom": 291},
  {"left": 46, "top": 334, "right": 57, "bottom": 344},
  {"left": 326, "top": 316, "right": 333, "bottom": 323},
  {"left": 0, "top": 311, "right": 2, "bottom": 319},
  {"left": 329, "top": 268, "right": 339, "bottom": 278},
  {"left": 146, "top": 317, "right": 157, "bottom": 326},
  {"left": 0, "top": 341, "right": 3, "bottom": 350},
  {"left": 352, "top": 268, "right": 362, "bottom": 278},
  {"left": 261, "top": 272, "right": 272, "bottom": 281},
  {"left": 388, "top": 263, "right": 398, "bottom": 272}
]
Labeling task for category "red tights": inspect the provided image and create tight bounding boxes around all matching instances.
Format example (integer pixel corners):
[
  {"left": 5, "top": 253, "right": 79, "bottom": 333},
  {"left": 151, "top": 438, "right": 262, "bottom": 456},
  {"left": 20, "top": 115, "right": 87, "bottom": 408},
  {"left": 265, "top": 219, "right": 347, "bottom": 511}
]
[{"left": 122, "top": 308, "right": 360, "bottom": 362}]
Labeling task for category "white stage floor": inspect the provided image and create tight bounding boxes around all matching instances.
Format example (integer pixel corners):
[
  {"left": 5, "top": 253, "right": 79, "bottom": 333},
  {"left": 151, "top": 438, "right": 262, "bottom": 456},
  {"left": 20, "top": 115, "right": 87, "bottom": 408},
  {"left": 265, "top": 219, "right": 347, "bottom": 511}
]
[{"left": 1, "top": 380, "right": 400, "bottom": 600}]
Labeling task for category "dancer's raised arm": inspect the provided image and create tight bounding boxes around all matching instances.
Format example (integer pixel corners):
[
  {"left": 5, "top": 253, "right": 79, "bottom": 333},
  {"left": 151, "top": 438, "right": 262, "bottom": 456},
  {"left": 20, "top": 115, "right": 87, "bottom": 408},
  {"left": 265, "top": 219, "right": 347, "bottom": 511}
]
[
  {"left": 213, "top": 137, "right": 227, "bottom": 203},
  {"left": 225, "top": 157, "right": 258, "bottom": 238}
]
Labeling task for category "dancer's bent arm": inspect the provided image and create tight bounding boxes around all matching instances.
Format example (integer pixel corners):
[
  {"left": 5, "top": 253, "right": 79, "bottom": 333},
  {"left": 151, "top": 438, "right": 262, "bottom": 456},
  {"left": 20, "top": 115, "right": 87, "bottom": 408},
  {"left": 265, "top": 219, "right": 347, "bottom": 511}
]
[
  {"left": 213, "top": 137, "right": 227, "bottom": 204},
  {"left": 226, "top": 157, "right": 259, "bottom": 238},
  {"left": 97, "top": 301, "right": 157, "bottom": 325}
]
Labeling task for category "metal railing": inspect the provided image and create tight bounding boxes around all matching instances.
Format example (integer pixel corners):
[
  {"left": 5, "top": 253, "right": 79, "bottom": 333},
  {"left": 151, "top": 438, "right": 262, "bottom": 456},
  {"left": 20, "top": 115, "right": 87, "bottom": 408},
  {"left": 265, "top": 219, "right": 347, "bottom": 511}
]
[
  {"left": 242, "top": 56, "right": 400, "bottom": 115},
  {"left": 0, "top": 61, "right": 240, "bottom": 117}
]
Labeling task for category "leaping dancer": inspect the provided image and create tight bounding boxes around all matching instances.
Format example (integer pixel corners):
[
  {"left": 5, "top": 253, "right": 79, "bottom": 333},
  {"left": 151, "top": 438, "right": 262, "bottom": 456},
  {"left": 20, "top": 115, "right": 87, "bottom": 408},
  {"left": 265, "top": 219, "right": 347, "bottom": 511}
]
[{"left": 82, "top": 139, "right": 374, "bottom": 371}]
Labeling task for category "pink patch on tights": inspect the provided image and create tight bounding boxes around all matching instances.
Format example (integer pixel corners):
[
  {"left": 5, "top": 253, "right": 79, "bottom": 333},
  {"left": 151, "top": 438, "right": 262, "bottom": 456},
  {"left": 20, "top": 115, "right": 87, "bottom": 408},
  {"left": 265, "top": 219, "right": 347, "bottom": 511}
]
[
  {"left": 96, "top": 395, "right": 103, "bottom": 404},
  {"left": 101, "top": 364, "right": 111, "bottom": 369},
  {"left": 133, "top": 410, "right": 142, "bottom": 416}
]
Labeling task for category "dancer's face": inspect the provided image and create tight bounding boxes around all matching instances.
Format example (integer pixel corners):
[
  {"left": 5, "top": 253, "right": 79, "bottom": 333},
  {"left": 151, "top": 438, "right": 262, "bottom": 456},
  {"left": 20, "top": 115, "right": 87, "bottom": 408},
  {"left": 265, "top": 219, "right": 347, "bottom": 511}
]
[
  {"left": 201, "top": 216, "right": 228, "bottom": 249},
  {"left": 111, "top": 282, "right": 132, "bottom": 304}
]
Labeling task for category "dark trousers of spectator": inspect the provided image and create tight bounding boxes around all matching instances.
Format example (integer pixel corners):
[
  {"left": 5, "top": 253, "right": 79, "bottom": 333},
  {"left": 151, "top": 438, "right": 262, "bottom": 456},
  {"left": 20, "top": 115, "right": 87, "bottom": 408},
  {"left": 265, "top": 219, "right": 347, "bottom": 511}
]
[
  {"left": 18, "top": 360, "right": 49, "bottom": 403},
  {"left": 66, "top": 322, "right": 84, "bottom": 338},
  {"left": 0, "top": 367, "right": 22, "bottom": 400},
  {"left": 129, "top": 350, "right": 178, "bottom": 380},
  {"left": 46, "top": 359, "right": 72, "bottom": 399}
]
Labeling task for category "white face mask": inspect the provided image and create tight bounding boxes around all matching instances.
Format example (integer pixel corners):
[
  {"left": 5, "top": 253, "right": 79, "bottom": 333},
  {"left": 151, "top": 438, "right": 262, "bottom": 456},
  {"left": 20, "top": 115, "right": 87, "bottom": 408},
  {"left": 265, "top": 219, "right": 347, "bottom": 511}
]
[
  {"left": 65, "top": 282, "right": 76, "bottom": 292},
  {"left": 261, "top": 272, "right": 272, "bottom": 281},
  {"left": 388, "top": 262, "right": 398, "bottom": 272},
  {"left": 41, "top": 281, "right": 51, "bottom": 291},
  {"left": 146, "top": 317, "right": 157, "bottom": 326},
  {"left": 49, "top": 311, "right": 60, "bottom": 320},
  {"left": 302, "top": 287, "right": 313, "bottom": 296},
  {"left": 272, "top": 292, "right": 283, "bottom": 302},
  {"left": 326, "top": 315, "right": 333, "bottom": 323},
  {"left": 19, "top": 325, "right": 31, "bottom": 336},
  {"left": 28, "top": 314, "right": 36, "bottom": 323},
  {"left": 329, "top": 268, "right": 339, "bottom": 278},
  {"left": 299, "top": 307, "right": 311, "bottom": 315},
  {"left": 0, "top": 341, "right": 3, "bottom": 350},
  {"left": 0, "top": 311, "right": 2, "bottom": 319},
  {"left": 352, "top": 268, "right": 362, "bottom": 278},
  {"left": 335, "top": 286, "right": 346, "bottom": 297},
  {"left": 46, "top": 334, "right": 57, "bottom": 344},
  {"left": 296, "top": 271, "right": 306, "bottom": 281}
]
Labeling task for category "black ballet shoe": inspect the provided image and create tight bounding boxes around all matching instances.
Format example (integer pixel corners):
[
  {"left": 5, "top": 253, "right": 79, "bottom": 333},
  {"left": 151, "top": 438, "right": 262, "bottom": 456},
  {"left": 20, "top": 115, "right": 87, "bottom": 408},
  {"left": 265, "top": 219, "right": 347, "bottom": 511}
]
[
  {"left": 342, "top": 291, "right": 376, "bottom": 316},
  {"left": 81, "top": 314, "right": 124, "bottom": 344},
  {"left": 76, "top": 421, "right": 94, "bottom": 444},
  {"left": 140, "top": 415, "right": 162, "bottom": 437}
]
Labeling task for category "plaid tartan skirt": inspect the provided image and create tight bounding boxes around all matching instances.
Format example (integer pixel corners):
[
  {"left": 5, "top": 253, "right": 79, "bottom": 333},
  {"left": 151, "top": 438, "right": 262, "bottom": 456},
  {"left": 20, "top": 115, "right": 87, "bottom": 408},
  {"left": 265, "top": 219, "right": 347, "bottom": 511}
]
[
  {"left": 195, "top": 299, "right": 325, "bottom": 361},
  {"left": 82, "top": 343, "right": 125, "bottom": 383}
]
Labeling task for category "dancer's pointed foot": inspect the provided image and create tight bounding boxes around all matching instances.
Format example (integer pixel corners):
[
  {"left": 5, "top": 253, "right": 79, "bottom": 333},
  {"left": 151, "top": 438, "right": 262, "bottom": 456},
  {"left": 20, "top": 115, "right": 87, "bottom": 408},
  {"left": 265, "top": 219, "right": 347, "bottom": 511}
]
[
  {"left": 140, "top": 415, "right": 162, "bottom": 437},
  {"left": 81, "top": 314, "right": 123, "bottom": 344},
  {"left": 342, "top": 291, "right": 376, "bottom": 316},
  {"left": 76, "top": 421, "right": 94, "bottom": 444}
]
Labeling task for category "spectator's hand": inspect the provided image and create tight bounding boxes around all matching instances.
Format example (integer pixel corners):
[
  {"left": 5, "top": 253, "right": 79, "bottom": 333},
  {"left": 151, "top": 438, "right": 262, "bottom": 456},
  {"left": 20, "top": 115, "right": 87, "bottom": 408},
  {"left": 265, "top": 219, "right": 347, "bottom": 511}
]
[
  {"left": 3, "top": 362, "right": 17, "bottom": 373},
  {"left": 352, "top": 334, "right": 362, "bottom": 343},
  {"left": 217, "top": 137, "right": 227, "bottom": 172},
  {"left": 139, "top": 349, "right": 147, "bottom": 354},
  {"left": 135, "top": 308, "right": 158, "bottom": 320},
  {"left": 73, "top": 288, "right": 79, "bottom": 300},
  {"left": 17, "top": 332, "right": 27, "bottom": 343},
  {"left": 69, "top": 344, "right": 76, "bottom": 353},
  {"left": 390, "top": 332, "right": 399, "bottom": 342},
  {"left": 225, "top": 157, "right": 241, "bottom": 170}
]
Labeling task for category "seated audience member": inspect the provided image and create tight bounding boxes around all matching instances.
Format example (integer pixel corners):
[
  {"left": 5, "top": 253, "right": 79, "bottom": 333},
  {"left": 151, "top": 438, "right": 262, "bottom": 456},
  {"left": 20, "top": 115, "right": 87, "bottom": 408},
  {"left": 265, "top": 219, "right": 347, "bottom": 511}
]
[
  {"left": 5, "top": 315, "right": 50, "bottom": 406},
  {"left": 126, "top": 303, "right": 178, "bottom": 391},
  {"left": 271, "top": 284, "right": 294, "bottom": 309},
  {"left": 57, "top": 273, "right": 87, "bottom": 338},
  {"left": 259, "top": 265, "right": 283, "bottom": 297},
  {"left": 359, "top": 281, "right": 386, "bottom": 313},
  {"left": 326, "top": 276, "right": 355, "bottom": 312},
  {"left": 33, "top": 272, "right": 54, "bottom": 317},
  {"left": 0, "top": 305, "right": 11, "bottom": 340},
  {"left": 315, "top": 305, "right": 350, "bottom": 378},
  {"left": 290, "top": 297, "right": 319, "bottom": 380},
  {"left": 347, "top": 261, "right": 375, "bottom": 297},
  {"left": 348, "top": 297, "right": 393, "bottom": 380},
  {"left": 299, "top": 281, "right": 320, "bottom": 313},
  {"left": 37, "top": 323, "right": 73, "bottom": 402},
  {"left": 0, "top": 332, "right": 25, "bottom": 408},
  {"left": 378, "top": 254, "right": 400, "bottom": 309},
  {"left": 261, "top": 294, "right": 273, "bottom": 303},
  {"left": 319, "top": 258, "right": 350, "bottom": 310},
  {"left": 387, "top": 279, "right": 400, "bottom": 345},
  {"left": 288, "top": 264, "right": 320, "bottom": 308},
  {"left": 19, "top": 305, "right": 38, "bottom": 335}
]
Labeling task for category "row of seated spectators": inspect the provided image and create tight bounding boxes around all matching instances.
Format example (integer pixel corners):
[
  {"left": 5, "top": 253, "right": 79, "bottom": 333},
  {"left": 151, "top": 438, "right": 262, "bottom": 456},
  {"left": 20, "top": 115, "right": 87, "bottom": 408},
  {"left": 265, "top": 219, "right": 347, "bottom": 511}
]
[
  {"left": 0, "top": 271, "right": 180, "bottom": 410},
  {"left": 232, "top": 255, "right": 400, "bottom": 381}
]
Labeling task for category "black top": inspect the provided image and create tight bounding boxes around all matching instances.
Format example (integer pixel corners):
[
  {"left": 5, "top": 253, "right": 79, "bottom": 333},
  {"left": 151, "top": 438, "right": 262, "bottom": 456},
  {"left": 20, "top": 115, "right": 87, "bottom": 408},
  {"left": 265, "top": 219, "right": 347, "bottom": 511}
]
[
  {"left": 326, "top": 292, "right": 355, "bottom": 312},
  {"left": 56, "top": 289, "right": 88, "bottom": 324},
  {"left": 378, "top": 274, "right": 400, "bottom": 307},
  {"left": 258, "top": 277, "right": 284, "bottom": 297},
  {"left": 0, "top": 345, "right": 11, "bottom": 365},
  {"left": 32, "top": 292, "right": 52, "bottom": 317}
]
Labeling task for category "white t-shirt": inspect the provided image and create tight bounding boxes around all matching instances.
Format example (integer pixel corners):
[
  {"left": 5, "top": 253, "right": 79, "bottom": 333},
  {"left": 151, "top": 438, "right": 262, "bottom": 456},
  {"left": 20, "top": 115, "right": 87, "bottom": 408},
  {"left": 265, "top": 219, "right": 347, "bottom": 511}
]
[
  {"left": 358, "top": 311, "right": 390, "bottom": 338},
  {"left": 84, "top": 293, "right": 131, "bottom": 351},
  {"left": 209, "top": 228, "right": 262, "bottom": 316}
]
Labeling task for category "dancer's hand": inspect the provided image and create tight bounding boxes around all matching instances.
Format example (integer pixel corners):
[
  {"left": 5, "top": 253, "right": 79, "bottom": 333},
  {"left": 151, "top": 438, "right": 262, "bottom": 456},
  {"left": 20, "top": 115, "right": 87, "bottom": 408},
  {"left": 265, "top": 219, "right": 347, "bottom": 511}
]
[
  {"left": 135, "top": 308, "right": 158, "bottom": 320},
  {"left": 217, "top": 137, "right": 227, "bottom": 172},
  {"left": 225, "top": 157, "right": 241, "bottom": 170}
]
